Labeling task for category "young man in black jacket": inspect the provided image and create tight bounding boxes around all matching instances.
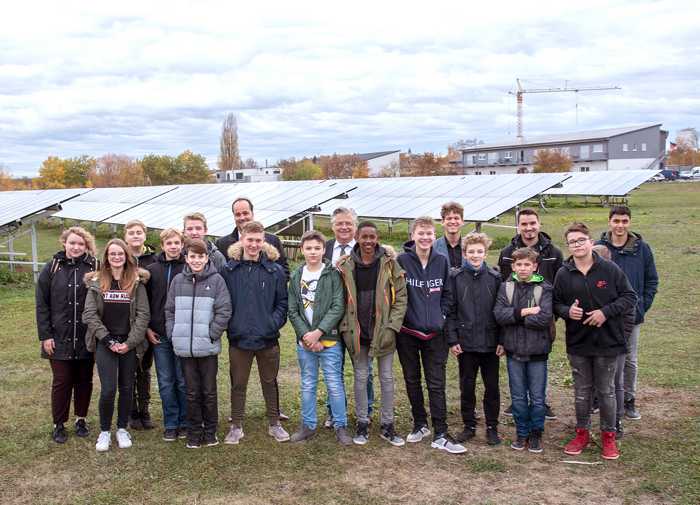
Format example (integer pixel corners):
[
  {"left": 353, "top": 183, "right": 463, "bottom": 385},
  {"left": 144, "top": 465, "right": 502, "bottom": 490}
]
[
  {"left": 554, "top": 222, "right": 636, "bottom": 461},
  {"left": 397, "top": 216, "right": 465, "bottom": 454}
]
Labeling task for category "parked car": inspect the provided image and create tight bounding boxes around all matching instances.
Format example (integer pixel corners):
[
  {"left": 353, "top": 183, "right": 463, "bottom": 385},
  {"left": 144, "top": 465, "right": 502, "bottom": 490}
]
[
  {"left": 661, "top": 169, "right": 679, "bottom": 180},
  {"left": 679, "top": 167, "right": 700, "bottom": 180},
  {"left": 651, "top": 173, "right": 665, "bottom": 182}
]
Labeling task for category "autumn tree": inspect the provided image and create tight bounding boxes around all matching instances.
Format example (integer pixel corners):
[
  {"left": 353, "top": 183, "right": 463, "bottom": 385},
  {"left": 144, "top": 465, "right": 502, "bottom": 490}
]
[
  {"left": 0, "top": 167, "right": 15, "bottom": 190},
  {"left": 242, "top": 158, "right": 259, "bottom": 170},
  {"left": 218, "top": 113, "right": 240, "bottom": 172},
  {"left": 400, "top": 152, "right": 449, "bottom": 177},
  {"left": 533, "top": 149, "right": 573, "bottom": 173},
  {"left": 141, "top": 154, "right": 174, "bottom": 185},
  {"left": 173, "top": 150, "right": 212, "bottom": 184},
  {"left": 320, "top": 154, "right": 367, "bottom": 179},
  {"left": 91, "top": 154, "right": 144, "bottom": 187},
  {"left": 667, "top": 145, "right": 700, "bottom": 166},
  {"left": 63, "top": 155, "right": 96, "bottom": 187},
  {"left": 37, "top": 156, "right": 66, "bottom": 188},
  {"left": 281, "top": 159, "right": 323, "bottom": 181}
]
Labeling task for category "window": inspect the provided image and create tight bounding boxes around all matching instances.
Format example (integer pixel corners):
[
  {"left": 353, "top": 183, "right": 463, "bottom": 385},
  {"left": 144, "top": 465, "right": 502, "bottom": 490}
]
[
  {"left": 475, "top": 171, "right": 482, "bottom": 175},
  {"left": 593, "top": 144, "right": 603, "bottom": 153},
  {"left": 471, "top": 155, "right": 477, "bottom": 165},
  {"left": 641, "top": 143, "right": 647, "bottom": 151},
  {"left": 580, "top": 145, "right": 590, "bottom": 158},
  {"left": 520, "top": 150, "right": 525, "bottom": 162},
  {"left": 477, "top": 153, "right": 486, "bottom": 161},
  {"left": 488, "top": 152, "right": 498, "bottom": 164},
  {"left": 489, "top": 170, "right": 496, "bottom": 175},
  {"left": 632, "top": 143, "right": 638, "bottom": 151},
  {"left": 235, "top": 172, "right": 243, "bottom": 180},
  {"left": 226, "top": 173, "right": 231, "bottom": 181},
  {"left": 622, "top": 144, "right": 628, "bottom": 152},
  {"left": 503, "top": 151, "right": 512, "bottom": 159},
  {"left": 580, "top": 166, "right": 590, "bottom": 172}
]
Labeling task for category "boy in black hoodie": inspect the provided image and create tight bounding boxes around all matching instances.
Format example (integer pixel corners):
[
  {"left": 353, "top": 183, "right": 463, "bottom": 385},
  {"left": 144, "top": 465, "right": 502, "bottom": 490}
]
[{"left": 397, "top": 216, "right": 465, "bottom": 454}]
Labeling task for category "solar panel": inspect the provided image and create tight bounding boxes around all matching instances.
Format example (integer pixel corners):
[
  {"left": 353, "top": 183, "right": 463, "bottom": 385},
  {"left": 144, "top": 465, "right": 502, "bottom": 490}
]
[
  {"left": 53, "top": 186, "right": 178, "bottom": 222},
  {"left": 0, "top": 188, "right": 91, "bottom": 228},
  {"left": 544, "top": 170, "right": 659, "bottom": 196}
]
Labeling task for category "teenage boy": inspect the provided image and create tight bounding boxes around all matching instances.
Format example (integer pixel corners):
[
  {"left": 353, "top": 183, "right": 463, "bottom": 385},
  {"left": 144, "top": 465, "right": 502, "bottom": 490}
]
[
  {"left": 182, "top": 213, "right": 226, "bottom": 271},
  {"left": 396, "top": 216, "right": 465, "bottom": 454},
  {"left": 434, "top": 201, "right": 465, "bottom": 269},
  {"left": 288, "top": 231, "right": 351, "bottom": 445},
  {"left": 554, "top": 222, "right": 636, "bottom": 460},
  {"left": 221, "top": 221, "right": 289, "bottom": 444},
  {"left": 446, "top": 232, "right": 502, "bottom": 446},
  {"left": 498, "top": 208, "right": 562, "bottom": 420},
  {"left": 596, "top": 205, "right": 658, "bottom": 420},
  {"left": 124, "top": 219, "right": 157, "bottom": 430},
  {"left": 165, "top": 239, "right": 231, "bottom": 448},
  {"left": 337, "top": 221, "right": 408, "bottom": 447},
  {"left": 146, "top": 228, "right": 187, "bottom": 441},
  {"left": 494, "top": 247, "right": 553, "bottom": 453}
]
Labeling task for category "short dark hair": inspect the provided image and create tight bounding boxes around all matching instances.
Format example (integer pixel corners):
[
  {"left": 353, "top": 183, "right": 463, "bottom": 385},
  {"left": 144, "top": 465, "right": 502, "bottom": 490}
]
[
  {"left": 300, "top": 230, "right": 326, "bottom": 247},
  {"left": 357, "top": 221, "right": 378, "bottom": 233},
  {"left": 517, "top": 208, "right": 540, "bottom": 222},
  {"left": 186, "top": 238, "right": 208, "bottom": 255},
  {"left": 511, "top": 247, "right": 539, "bottom": 263},
  {"left": 440, "top": 201, "right": 464, "bottom": 219},
  {"left": 564, "top": 221, "right": 591, "bottom": 239},
  {"left": 232, "top": 197, "right": 254, "bottom": 214},
  {"left": 609, "top": 205, "right": 631, "bottom": 220}
]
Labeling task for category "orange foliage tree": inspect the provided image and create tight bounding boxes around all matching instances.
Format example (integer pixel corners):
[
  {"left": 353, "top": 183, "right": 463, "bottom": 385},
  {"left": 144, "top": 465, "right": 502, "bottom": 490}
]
[{"left": 533, "top": 149, "right": 573, "bottom": 173}]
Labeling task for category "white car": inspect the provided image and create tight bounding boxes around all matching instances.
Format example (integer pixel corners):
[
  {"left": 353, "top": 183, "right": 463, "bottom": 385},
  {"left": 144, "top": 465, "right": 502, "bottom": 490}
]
[{"left": 679, "top": 167, "right": 700, "bottom": 180}]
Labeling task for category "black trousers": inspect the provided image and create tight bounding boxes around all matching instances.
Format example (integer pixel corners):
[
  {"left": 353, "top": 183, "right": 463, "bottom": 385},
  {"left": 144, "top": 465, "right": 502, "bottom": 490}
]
[
  {"left": 131, "top": 343, "right": 154, "bottom": 415},
  {"left": 396, "top": 332, "right": 449, "bottom": 435},
  {"left": 181, "top": 355, "right": 218, "bottom": 440},
  {"left": 49, "top": 358, "right": 94, "bottom": 424},
  {"left": 457, "top": 351, "right": 500, "bottom": 429},
  {"left": 95, "top": 344, "right": 136, "bottom": 431}
]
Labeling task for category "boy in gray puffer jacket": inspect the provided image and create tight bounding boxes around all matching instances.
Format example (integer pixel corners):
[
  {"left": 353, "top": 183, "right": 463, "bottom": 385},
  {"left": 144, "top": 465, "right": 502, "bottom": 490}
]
[{"left": 165, "top": 239, "right": 231, "bottom": 449}]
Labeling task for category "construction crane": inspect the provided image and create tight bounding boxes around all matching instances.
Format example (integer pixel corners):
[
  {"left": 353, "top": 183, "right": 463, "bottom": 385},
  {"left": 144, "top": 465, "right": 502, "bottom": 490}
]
[{"left": 509, "top": 79, "right": 621, "bottom": 141}]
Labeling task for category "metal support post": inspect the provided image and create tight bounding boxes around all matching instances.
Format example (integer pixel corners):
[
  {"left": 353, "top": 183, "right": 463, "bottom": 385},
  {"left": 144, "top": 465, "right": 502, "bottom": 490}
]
[
  {"left": 31, "top": 223, "right": 39, "bottom": 283},
  {"left": 8, "top": 235, "right": 14, "bottom": 272}
]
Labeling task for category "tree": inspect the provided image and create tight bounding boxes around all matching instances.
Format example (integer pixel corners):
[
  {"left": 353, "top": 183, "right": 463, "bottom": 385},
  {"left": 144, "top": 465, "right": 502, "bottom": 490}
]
[
  {"left": 400, "top": 152, "right": 448, "bottom": 177},
  {"left": 0, "top": 167, "right": 14, "bottom": 190},
  {"left": 242, "top": 158, "right": 259, "bottom": 170},
  {"left": 37, "top": 156, "right": 66, "bottom": 188},
  {"left": 141, "top": 154, "right": 174, "bottom": 185},
  {"left": 281, "top": 159, "right": 323, "bottom": 181},
  {"left": 351, "top": 160, "right": 369, "bottom": 178},
  {"left": 174, "top": 150, "right": 212, "bottom": 184},
  {"left": 319, "top": 154, "right": 368, "bottom": 179},
  {"left": 63, "top": 155, "right": 96, "bottom": 187},
  {"left": 218, "top": 113, "right": 240, "bottom": 172},
  {"left": 533, "top": 149, "right": 573, "bottom": 173},
  {"left": 667, "top": 145, "right": 700, "bottom": 166}
]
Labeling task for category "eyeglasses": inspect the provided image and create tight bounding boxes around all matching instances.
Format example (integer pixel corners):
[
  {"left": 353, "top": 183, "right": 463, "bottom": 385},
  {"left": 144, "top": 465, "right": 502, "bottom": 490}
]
[{"left": 566, "top": 238, "right": 590, "bottom": 247}]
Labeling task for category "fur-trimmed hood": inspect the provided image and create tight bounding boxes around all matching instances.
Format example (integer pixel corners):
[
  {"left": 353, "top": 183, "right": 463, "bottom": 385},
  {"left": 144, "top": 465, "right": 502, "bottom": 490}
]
[
  {"left": 83, "top": 267, "right": 151, "bottom": 289},
  {"left": 336, "top": 243, "right": 397, "bottom": 269},
  {"left": 226, "top": 241, "right": 280, "bottom": 262}
]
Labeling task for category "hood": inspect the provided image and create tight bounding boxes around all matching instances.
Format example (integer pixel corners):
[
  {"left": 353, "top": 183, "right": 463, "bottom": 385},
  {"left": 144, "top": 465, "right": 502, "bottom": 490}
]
[
  {"left": 84, "top": 267, "right": 151, "bottom": 288},
  {"left": 461, "top": 259, "right": 488, "bottom": 274},
  {"left": 226, "top": 241, "right": 280, "bottom": 262},
  {"left": 510, "top": 272, "right": 544, "bottom": 283},
  {"left": 510, "top": 231, "right": 554, "bottom": 252},
  {"left": 563, "top": 251, "right": 604, "bottom": 271},
  {"left": 157, "top": 251, "right": 186, "bottom": 264},
  {"left": 402, "top": 240, "right": 441, "bottom": 265},
  {"left": 599, "top": 230, "right": 642, "bottom": 253},
  {"left": 183, "top": 260, "right": 219, "bottom": 280},
  {"left": 350, "top": 243, "right": 385, "bottom": 265}
]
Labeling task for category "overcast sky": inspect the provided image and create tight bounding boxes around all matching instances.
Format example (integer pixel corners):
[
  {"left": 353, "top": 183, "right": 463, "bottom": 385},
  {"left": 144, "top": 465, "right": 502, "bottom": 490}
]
[{"left": 1, "top": 0, "right": 698, "bottom": 177}]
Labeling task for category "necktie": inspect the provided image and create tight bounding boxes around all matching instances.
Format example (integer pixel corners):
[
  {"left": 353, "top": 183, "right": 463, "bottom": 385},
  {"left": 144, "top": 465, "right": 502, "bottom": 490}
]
[{"left": 340, "top": 244, "right": 348, "bottom": 256}]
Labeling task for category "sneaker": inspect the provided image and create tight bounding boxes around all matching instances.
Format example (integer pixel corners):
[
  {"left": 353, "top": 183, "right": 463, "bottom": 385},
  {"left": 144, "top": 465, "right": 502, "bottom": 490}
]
[
  {"left": 116, "top": 428, "right": 132, "bottom": 449},
  {"left": 75, "top": 419, "right": 89, "bottom": 438},
  {"left": 278, "top": 411, "right": 290, "bottom": 422},
  {"left": 52, "top": 423, "right": 68, "bottom": 444},
  {"left": 528, "top": 430, "right": 543, "bottom": 453},
  {"left": 545, "top": 404, "right": 557, "bottom": 420},
  {"left": 268, "top": 423, "right": 290, "bottom": 442},
  {"left": 380, "top": 424, "right": 405, "bottom": 447},
  {"left": 224, "top": 425, "right": 244, "bottom": 445},
  {"left": 353, "top": 421, "right": 369, "bottom": 445},
  {"left": 431, "top": 434, "right": 467, "bottom": 454},
  {"left": 510, "top": 435, "right": 527, "bottom": 451},
  {"left": 616, "top": 420, "right": 624, "bottom": 440},
  {"left": 455, "top": 427, "right": 476, "bottom": 443},
  {"left": 564, "top": 428, "right": 590, "bottom": 456},
  {"left": 204, "top": 433, "right": 219, "bottom": 447},
  {"left": 128, "top": 412, "right": 143, "bottom": 430},
  {"left": 335, "top": 426, "right": 353, "bottom": 446},
  {"left": 601, "top": 431, "right": 620, "bottom": 460},
  {"left": 163, "top": 429, "right": 178, "bottom": 442},
  {"left": 186, "top": 438, "right": 202, "bottom": 449},
  {"left": 624, "top": 398, "right": 641, "bottom": 420},
  {"left": 95, "top": 431, "right": 111, "bottom": 452},
  {"left": 177, "top": 427, "right": 188, "bottom": 439},
  {"left": 290, "top": 425, "right": 316, "bottom": 443},
  {"left": 140, "top": 410, "right": 155, "bottom": 430},
  {"left": 406, "top": 425, "right": 431, "bottom": 443},
  {"left": 323, "top": 416, "right": 334, "bottom": 429},
  {"left": 503, "top": 404, "right": 513, "bottom": 417},
  {"left": 486, "top": 426, "right": 502, "bottom": 446}
]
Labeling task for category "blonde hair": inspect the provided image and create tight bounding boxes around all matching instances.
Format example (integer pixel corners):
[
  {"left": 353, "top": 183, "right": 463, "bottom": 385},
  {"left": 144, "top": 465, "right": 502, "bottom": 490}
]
[
  {"left": 183, "top": 212, "right": 208, "bottom": 230},
  {"left": 124, "top": 219, "right": 147, "bottom": 234},
  {"left": 160, "top": 227, "right": 184, "bottom": 244},
  {"left": 60, "top": 226, "right": 96, "bottom": 256},
  {"left": 462, "top": 232, "right": 492, "bottom": 250},
  {"left": 410, "top": 216, "right": 435, "bottom": 234},
  {"left": 241, "top": 221, "right": 265, "bottom": 236},
  {"left": 98, "top": 238, "right": 139, "bottom": 293}
]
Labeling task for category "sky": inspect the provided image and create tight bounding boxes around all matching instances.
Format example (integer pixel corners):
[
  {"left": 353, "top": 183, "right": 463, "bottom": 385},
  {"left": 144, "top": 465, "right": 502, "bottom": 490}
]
[{"left": 1, "top": 0, "right": 699, "bottom": 177}]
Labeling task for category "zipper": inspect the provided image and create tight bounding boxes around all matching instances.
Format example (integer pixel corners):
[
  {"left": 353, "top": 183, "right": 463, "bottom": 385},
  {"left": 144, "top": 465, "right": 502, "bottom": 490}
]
[
  {"left": 72, "top": 264, "right": 78, "bottom": 357},
  {"left": 190, "top": 276, "right": 196, "bottom": 357}
]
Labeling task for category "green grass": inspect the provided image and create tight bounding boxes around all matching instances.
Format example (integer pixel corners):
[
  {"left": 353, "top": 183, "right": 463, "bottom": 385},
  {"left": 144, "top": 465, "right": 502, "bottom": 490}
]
[{"left": 0, "top": 182, "right": 698, "bottom": 504}]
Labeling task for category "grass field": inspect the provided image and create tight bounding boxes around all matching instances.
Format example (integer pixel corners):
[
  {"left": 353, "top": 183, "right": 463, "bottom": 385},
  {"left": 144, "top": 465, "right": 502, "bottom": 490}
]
[{"left": 0, "top": 182, "right": 698, "bottom": 505}]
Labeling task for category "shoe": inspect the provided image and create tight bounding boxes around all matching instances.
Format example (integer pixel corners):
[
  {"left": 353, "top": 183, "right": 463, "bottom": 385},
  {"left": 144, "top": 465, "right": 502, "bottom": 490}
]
[
  {"left": 564, "top": 428, "right": 590, "bottom": 456},
  {"left": 177, "top": 428, "right": 188, "bottom": 439},
  {"left": 204, "top": 434, "right": 219, "bottom": 447},
  {"left": 601, "top": 431, "right": 620, "bottom": 460},
  {"left": 52, "top": 423, "right": 68, "bottom": 444},
  {"left": 431, "top": 434, "right": 467, "bottom": 454},
  {"left": 528, "top": 430, "right": 543, "bottom": 453},
  {"left": 335, "top": 426, "right": 353, "bottom": 446},
  {"left": 455, "top": 427, "right": 476, "bottom": 443},
  {"left": 129, "top": 412, "right": 143, "bottom": 430},
  {"left": 545, "top": 404, "right": 557, "bottom": 420},
  {"left": 503, "top": 404, "right": 513, "bottom": 417},
  {"left": 353, "top": 421, "right": 369, "bottom": 445},
  {"left": 323, "top": 416, "right": 334, "bottom": 429},
  {"left": 163, "top": 429, "right": 178, "bottom": 442},
  {"left": 406, "top": 425, "right": 431, "bottom": 443},
  {"left": 380, "top": 424, "right": 405, "bottom": 447},
  {"left": 486, "top": 426, "right": 502, "bottom": 446},
  {"left": 224, "top": 425, "right": 244, "bottom": 445},
  {"left": 290, "top": 425, "right": 316, "bottom": 443},
  {"left": 268, "top": 423, "right": 290, "bottom": 442},
  {"left": 624, "top": 398, "right": 641, "bottom": 420},
  {"left": 140, "top": 410, "right": 154, "bottom": 430},
  {"left": 278, "top": 411, "right": 290, "bottom": 422},
  {"left": 95, "top": 431, "right": 111, "bottom": 452},
  {"left": 474, "top": 409, "right": 481, "bottom": 420},
  {"left": 186, "top": 438, "right": 202, "bottom": 449},
  {"left": 75, "top": 419, "right": 89, "bottom": 438},
  {"left": 510, "top": 435, "right": 527, "bottom": 451},
  {"left": 116, "top": 428, "right": 132, "bottom": 449},
  {"left": 616, "top": 420, "right": 624, "bottom": 440}
]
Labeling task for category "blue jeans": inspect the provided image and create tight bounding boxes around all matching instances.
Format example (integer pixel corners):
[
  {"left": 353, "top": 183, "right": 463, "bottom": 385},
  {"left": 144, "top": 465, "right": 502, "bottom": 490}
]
[
  {"left": 506, "top": 357, "right": 547, "bottom": 438},
  {"left": 326, "top": 340, "right": 374, "bottom": 418},
  {"left": 298, "top": 343, "right": 347, "bottom": 429},
  {"left": 152, "top": 338, "right": 187, "bottom": 430}
]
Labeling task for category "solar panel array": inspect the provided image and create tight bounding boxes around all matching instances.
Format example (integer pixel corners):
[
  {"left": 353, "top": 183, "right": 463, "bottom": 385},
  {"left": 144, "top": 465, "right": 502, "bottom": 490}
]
[
  {"left": 0, "top": 188, "right": 91, "bottom": 229},
  {"left": 544, "top": 170, "right": 659, "bottom": 197}
]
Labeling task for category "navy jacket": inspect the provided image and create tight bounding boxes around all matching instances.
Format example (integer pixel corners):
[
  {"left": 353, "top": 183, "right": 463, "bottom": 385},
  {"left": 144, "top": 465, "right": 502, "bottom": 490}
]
[
  {"left": 216, "top": 229, "right": 289, "bottom": 280},
  {"left": 498, "top": 232, "right": 563, "bottom": 284},
  {"left": 146, "top": 252, "right": 186, "bottom": 338},
  {"left": 596, "top": 231, "right": 658, "bottom": 324},
  {"left": 397, "top": 241, "right": 452, "bottom": 334},
  {"left": 221, "top": 242, "right": 288, "bottom": 350}
]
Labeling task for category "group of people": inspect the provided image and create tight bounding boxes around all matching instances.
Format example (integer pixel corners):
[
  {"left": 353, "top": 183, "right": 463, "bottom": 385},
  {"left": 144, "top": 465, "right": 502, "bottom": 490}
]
[{"left": 36, "top": 196, "right": 658, "bottom": 460}]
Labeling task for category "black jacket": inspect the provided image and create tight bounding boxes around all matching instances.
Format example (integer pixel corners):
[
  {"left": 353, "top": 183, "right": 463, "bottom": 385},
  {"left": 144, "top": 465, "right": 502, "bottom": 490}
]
[
  {"left": 135, "top": 244, "right": 158, "bottom": 268},
  {"left": 396, "top": 242, "right": 452, "bottom": 334},
  {"left": 145, "top": 252, "right": 186, "bottom": 338},
  {"left": 553, "top": 253, "right": 637, "bottom": 357},
  {"left": 216, "top": 229, "right": 289, "bottom": 280},
  {"left": 35, "top": 251, "right": 97, "bottom": 360},
  {"left": 446, "top": 263, "right": 502, "bottom": 352},
  {"left": 498, "top": 232, "right": 563, "bottom": 284}
]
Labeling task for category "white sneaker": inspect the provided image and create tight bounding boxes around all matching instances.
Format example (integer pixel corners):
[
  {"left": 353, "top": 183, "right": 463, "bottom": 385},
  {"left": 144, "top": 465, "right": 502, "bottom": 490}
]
[
  {"left": 116, "top": 428, "right": 132, "bottom": 449},
  {"left": 224, "top": 425, "right": 244, "bottom": 445},
  {"left": 268, "top": 423, "right": 290, "bottom": 442},
  {"left": 406, "top": 425, "right": 431, "bottom": 443},
  {"left": 431, "top": 435, "right": 467, "bottom": 454},
  {"left": 96, "top": 431, "right": 111, "bottom": 452}
]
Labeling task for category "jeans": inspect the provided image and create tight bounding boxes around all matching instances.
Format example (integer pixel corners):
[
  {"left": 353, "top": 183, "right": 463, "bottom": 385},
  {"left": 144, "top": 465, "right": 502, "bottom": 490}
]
[
  {"left": 95, "top": 344, "right": 137, "bottom": 431},
  {"left": 229, "top": 345, "right": 280, "bottom": 426},
  {"left": 396, "top": 332, "right": 449, "bottom": 435},
  {"left": 326, "top": 340, "right": 374, "bottom": 418},
  {"left": 506, "top": 357, "right": 547, "bottom": 437},
  {"left": 297, "top": 343, "right": 346, "bottom": 429},
  {"left": 615, "top": 353, "right": 625, "bottom": 422},
  {"left": 624, "top": 324, "right": 641, "bottom": 401},
  {"left": 568, "top": 354, "right": 618, "bottom": 432},
  {"left": 49, "top": 358, "right": 94, "bottom": 424},
  {"left": 351, "top": 346, "right": 395, "bottom": 426},
  {"left": 152, "top": 338, "right": 187, "bottom": 430},
  {"left": 458, "top": 351, "right": 500, "bottom": 429},
  {"left": 181, "top": 355, "right": 218, "bottom": 439},
  {"left": 131, "top": 343, "right": 154, "bottom": 415}
]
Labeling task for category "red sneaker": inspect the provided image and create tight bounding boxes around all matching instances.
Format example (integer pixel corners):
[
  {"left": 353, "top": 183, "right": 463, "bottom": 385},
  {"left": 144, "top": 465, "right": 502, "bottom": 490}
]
[
  {"left": 601, "top": 431, "right": 620, "bottom": 460},
  {"left": 564, "top": 428, "right": 590, "bottom": 455}
]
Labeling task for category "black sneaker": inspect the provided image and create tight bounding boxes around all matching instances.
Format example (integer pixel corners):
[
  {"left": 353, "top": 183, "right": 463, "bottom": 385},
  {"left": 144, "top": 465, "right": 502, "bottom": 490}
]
[
  {"left": 379, "top": 423, "right": 405, "bottom": 447},
  {"left": 129, "top": 412, "right": 143, "bottom": 430},
  {"left": 163, "top": 429, "right": 178, "bottom": 442},
  {"left": 204, "top": 433, "right": 219, "bottom": 447},
  {"left": 75, "top": 418, "right": 89, "bottom": 438},
  {"left": 624, "top": 398, "right": 641, "bottom": 420},
  {"left": 455, "top": 427, "right": 476, "bottom": 443},
  {"left": 353, "top": 421, "right": 369, "bottom": 445},
  {"left": 140, "top": 410, "right": 155, "bottom": 430},
  {"left": 486, "top": 426, "right": 502, "bottom": 446},
  {"left": 52, "top": 423, "right": 68, "bottom": 444},
  {"left": 503, "top": 404, "right": 513, "bottom": 417},
  {"left": 177, "top": 428, "right": 188, "bottom": 439},
  {"left": 544, "top": 404, "right": 557, "bottom": 420},
  {"left": 616, "top": 420, "right": 624, "bottom": 440},
  {"left": 528, "top": 430, "right": 543, "bottom": 453},
  {"left": 510, "top": 435, "right": 527, "bottom": 451}
]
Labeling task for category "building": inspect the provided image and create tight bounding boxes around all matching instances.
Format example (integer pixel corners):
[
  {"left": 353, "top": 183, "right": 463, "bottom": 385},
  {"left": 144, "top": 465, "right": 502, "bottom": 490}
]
[
  {"left": 215, "top": 164, "right": 281, "bottom": 183},
  {"left": 358, "top": 150, "right": 401, "bottom": 177},
  {"left": 460, "top": 124, "right": 668, "bottom": 174}
]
